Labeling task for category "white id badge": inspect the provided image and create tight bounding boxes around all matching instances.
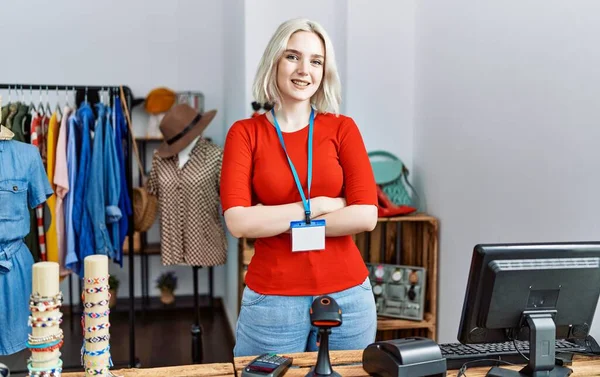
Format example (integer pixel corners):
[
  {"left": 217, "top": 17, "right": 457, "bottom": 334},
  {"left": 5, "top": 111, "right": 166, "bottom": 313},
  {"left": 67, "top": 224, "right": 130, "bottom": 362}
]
[{"left": 290, "top": 219, "right": 326, "bottom": 252}]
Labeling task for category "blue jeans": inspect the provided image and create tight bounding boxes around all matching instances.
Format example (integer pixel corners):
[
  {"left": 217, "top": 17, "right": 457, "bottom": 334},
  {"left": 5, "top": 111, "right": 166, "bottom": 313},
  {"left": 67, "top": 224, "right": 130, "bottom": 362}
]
[{"left": 234, "top": 277, "right": 377, "bottom": 357}]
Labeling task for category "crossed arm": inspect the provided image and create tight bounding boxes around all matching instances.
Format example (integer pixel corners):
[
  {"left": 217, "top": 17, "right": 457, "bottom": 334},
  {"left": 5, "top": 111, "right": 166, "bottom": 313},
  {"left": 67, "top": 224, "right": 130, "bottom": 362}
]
[{"left": 223, "top": 198, "right": 377, "bottom": 239}]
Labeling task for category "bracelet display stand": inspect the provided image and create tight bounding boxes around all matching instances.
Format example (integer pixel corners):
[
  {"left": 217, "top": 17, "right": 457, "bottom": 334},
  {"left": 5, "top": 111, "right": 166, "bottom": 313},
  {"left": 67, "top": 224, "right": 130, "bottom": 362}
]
[
  {"left": 82, "top": 255, "right": 112, "bottom": 377},
  {"left": 28, "top": 262, "right": 64, "bottom": 376}
]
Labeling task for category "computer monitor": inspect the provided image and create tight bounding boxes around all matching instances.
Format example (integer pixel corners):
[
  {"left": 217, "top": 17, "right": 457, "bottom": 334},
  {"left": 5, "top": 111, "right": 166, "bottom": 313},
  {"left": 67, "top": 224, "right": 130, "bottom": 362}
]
[{"left": 457, "top": 242, "right": 600, "bottom": 377}]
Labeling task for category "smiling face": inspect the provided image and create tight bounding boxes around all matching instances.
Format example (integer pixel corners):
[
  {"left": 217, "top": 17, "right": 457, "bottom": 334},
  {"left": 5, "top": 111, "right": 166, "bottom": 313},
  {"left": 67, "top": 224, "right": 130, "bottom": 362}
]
[{"left": 276, "top": 31, "right": 325, "bottom": 105}]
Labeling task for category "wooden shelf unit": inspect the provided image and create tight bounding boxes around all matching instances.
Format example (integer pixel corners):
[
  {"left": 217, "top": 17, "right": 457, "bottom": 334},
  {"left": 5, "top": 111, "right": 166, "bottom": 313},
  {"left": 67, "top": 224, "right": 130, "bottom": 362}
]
[{"left": 238, "top": 213, "right": 439, "bottom": 341}]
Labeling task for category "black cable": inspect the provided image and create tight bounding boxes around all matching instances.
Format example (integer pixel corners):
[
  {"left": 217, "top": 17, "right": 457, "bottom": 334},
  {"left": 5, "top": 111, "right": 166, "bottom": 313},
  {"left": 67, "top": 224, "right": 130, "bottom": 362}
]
[
  {"left": 512, "top": 337, "right": 530, "bottom": 361},
  {"left": 456, "top": 358, "right": 518, "bottom": 377}
]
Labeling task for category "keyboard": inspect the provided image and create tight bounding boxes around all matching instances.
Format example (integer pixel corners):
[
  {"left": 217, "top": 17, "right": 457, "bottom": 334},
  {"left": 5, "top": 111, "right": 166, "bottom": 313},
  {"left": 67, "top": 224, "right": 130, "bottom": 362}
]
[{"left": 440, "top": 339, "right": 586, "bottom": 370}]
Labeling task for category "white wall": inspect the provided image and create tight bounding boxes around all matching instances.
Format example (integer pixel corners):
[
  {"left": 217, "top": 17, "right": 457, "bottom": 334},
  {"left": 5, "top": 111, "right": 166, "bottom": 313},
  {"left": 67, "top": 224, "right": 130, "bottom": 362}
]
[
  {"left": 414, "top": 0, "right": 600, "bottom": 342},
  {"left": 0, "top": 0, "right": 229, "bottom": 304},
  {"left": 222, "top": 0, "right": 247, "bottom": 332},
  {"left": 346, "top": 0, "right": 415, "bottom": 170}
]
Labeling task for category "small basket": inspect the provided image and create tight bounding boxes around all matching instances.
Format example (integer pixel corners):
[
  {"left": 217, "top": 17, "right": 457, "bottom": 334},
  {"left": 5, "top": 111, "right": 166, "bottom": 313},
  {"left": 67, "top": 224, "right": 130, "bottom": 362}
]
[{"left": 133, "top": 187, "right": 158, "bottom": 232}]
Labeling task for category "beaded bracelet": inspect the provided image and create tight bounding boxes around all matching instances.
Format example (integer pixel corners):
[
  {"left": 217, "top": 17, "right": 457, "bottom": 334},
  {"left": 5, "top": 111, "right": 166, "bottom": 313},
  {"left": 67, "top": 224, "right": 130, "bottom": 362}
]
[
  {"left": 27, "top": 358, "right": 63, "bottom": 373},
  {"left": 85, "top": 334, "right": 110, "bottom": 343},
  {"left": 84, "top": 299, "right": 110, "bottom": 309},
  {"left": 84, "top": 309, "right": 110, "bottom": 319},
  {"left": 86, "top": 323, "right": 110, "bottom": 332},
  {"left": 85, "top": 276, "right": 109, "bottom": 285},
  {"left": 28, "top": 330, "right": 64, "bottom": 345},
  {"left": 27, "top": 371, "right": 61, "bottom": 377},
  {"left": 28, "top": 328, "right": 63, "bottom": 341},
  {"left": 86, "top": 367, "right": 108, "bottom": 376},
  {"left": 29, "top": 340, "right": 63, "bottom": 353},
  {"left": 29, "top": 313, "right": 64, "bottom": 323},
  {"left": 85, "top": 285, "right": 109, "bottom": 294},
  {"left": 29, "top": 301, "right": 62, "bottom": 313},
  {"left": 82, "top": 344, "right": 111, "bottom": 357},
  {"left": 29, "top": 319, "right": 63, "bottom": 328},
  {"left": 30, "top": 292, "right": 63, "bottom": 303}
]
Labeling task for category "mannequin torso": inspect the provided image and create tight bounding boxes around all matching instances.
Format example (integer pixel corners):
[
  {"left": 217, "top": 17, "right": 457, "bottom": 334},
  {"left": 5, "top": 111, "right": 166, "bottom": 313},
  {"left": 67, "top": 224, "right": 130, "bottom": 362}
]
[{"left": 177, "top": 135, "right": 200, "bottom": 169}]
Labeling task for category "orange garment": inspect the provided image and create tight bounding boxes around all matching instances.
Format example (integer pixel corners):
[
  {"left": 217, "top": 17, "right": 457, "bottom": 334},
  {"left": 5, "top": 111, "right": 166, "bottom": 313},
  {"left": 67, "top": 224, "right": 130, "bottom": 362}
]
[
  {"left": 220, "top": 113, "right": 377, "bottom": 296},
  {"left": 45, "top": 112, "right": 60, "bottom": 262}
]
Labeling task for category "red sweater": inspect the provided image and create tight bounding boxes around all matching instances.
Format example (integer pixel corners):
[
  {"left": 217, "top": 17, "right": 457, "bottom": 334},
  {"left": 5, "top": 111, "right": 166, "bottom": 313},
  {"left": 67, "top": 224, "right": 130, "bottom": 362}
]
[{"left": 220, "top": 113, "right": 377, "bottom": 295}]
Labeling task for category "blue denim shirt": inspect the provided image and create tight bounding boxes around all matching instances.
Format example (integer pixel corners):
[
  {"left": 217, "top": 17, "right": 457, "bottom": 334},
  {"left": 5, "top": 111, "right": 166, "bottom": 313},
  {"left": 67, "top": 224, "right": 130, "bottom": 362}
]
[
  {"left": 86, "top": 103, "right": 119, "bottom": 258},
  {"left": 114, "top": 97, "right": 131, "bottom": 266},
  {"left": 72, "top": 103, "right": 95, "bottom": 276},
  {"left": 0, "top": 140, "right": 53, "bottom": 243},
  {"left": 104, "top": 105, "right": 122, "bottom": 257},
  {"left": 64, "top": 113, "right": 80, "bottom": 273}
]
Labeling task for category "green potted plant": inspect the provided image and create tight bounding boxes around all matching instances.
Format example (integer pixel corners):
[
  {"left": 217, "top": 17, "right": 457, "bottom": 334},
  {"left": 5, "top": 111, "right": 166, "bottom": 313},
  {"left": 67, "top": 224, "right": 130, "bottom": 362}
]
[
  {"left": 108, "top": 275, "right": 120, "bottom": 309},
  {"left": 156, "top": 271, "right": 178, "bottom": 305}
]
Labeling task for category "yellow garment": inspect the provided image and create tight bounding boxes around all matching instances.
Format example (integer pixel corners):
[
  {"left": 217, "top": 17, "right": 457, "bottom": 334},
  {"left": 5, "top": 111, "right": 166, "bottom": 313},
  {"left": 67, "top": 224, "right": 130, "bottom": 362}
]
[{"left": 45, "top": 112, "right": 60, "bottom": 263}]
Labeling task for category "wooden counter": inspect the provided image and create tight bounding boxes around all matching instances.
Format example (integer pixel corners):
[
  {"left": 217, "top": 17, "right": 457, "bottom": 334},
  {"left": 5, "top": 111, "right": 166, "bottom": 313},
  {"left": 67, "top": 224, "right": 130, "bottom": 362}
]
[
  {"left": 234, "top": 350, "right": 600, "bottom": 377},
  {"left": 62, "top": 350, "right": 600, "bottom": 377},
  {"left": 61, "top": 362, "right": 234, "bottom": 377}
]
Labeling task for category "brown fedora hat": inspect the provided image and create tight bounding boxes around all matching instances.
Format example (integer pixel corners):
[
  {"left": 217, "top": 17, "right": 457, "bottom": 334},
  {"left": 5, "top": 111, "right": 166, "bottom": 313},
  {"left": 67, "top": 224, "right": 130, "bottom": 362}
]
[{"left": 157, "top": 104, "right": 217, "bottom": 157}]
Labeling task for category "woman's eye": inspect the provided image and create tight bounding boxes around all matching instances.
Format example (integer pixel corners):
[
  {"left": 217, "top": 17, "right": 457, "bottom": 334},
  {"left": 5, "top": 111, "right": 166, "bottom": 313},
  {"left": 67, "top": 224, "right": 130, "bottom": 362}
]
[
  {"left": 286, "top": 54, "right": 299, "bottom": 61},
  {"left": 312, "top": 60, "right": 323, "bottom": 66}
]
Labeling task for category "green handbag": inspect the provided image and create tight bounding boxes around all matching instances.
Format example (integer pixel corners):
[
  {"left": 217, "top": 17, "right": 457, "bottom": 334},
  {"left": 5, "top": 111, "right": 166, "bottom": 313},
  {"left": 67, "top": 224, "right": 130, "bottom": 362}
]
[{"left": 368, "top": 150, "right": 418, "bottom": 208}]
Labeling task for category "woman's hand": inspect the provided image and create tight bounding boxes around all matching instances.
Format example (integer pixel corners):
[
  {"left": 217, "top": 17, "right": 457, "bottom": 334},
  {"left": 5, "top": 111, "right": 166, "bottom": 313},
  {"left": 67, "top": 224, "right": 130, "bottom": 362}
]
[{"left": 311, "top": 196, "right": 346, "bottom": 218}]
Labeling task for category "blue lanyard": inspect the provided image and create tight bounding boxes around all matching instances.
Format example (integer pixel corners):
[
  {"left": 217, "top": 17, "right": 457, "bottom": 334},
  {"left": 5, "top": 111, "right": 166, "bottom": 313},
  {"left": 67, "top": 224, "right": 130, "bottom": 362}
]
[{"left": 271, "top": 108, "right": 315, "bottom": 224}]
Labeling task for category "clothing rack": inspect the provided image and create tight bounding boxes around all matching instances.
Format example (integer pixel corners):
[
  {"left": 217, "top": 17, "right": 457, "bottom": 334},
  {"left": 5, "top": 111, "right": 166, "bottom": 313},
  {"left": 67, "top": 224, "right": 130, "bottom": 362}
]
[{"left": 0, "top": 83, "right": 138, "bottom": 369}]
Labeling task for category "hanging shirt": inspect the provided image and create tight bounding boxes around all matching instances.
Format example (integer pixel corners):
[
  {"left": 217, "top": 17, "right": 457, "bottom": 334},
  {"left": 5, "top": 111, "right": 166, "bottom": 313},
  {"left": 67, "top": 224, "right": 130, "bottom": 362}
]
[
  {"left": 11, "top": 104, "right": 29, "bottom": 143},
  {"left": 87, "top": 103, "right": 119, "bottom": 258},
  {"left": 54, "top": 107, "right": 73, "bottom": 276},
  {"left": 72, "top": 104, "right": 95, "bottom": 276},
  {"left": 64, "top": 113, "right": 79, "bottom": 274},
  {"left": 103, "top": 105, "right": 122, "bottom": 258},
  {"left": 29, "top": 115, "right": 45, "bottom": 262},
  {"left": 146, "top": 138, "right": 227, "bottom": 267},
  {"left": 0, "top": 139, "right": 53, "bottom": 355},
  {"left": 113, "top": 97, "right": 131, "bottom": 266},
  {"left": 45, "top": 112, "right": 60, "bottom": 262}
]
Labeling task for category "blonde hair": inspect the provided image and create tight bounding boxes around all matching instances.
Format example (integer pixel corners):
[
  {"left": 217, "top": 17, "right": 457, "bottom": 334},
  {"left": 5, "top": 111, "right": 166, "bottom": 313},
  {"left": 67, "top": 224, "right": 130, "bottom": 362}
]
[{"left": 252, "top": 18, "right": 342, "bottom": 115}]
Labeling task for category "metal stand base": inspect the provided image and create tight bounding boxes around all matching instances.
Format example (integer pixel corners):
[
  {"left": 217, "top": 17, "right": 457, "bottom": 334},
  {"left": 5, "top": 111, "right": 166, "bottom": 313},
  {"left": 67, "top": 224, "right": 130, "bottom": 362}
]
[
  {"left": 305, "top": 370, "right": 341, "bottom": 377},
  {"left": 191, "top": 324, "right": 203, "bottom": 364},
  {"left": 487, "top": 365, "right": 572, "bottom": 377}
]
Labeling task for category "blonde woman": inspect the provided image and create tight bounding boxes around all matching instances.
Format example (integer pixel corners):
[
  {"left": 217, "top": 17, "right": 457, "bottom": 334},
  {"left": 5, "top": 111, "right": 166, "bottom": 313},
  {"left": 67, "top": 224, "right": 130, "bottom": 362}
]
[{"left": 220, "top": 18, "right": 378, "bottom": 356}]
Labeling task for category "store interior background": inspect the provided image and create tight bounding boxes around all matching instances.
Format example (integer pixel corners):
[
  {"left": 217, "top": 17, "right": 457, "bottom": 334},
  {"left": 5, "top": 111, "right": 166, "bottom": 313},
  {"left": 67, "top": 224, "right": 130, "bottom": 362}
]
[{"left": 1, "top": 0, "right": 599, "bottom": 346}]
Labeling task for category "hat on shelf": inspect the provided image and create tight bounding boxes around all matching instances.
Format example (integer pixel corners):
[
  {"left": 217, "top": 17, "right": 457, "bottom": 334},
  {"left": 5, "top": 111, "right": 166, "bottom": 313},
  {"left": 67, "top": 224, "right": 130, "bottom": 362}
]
[
  {"left": 157, "top": 103, "right": 217, "bottom": 157},
  {"left": 145, "top": 87, "right": 177, "bottom": 114}
]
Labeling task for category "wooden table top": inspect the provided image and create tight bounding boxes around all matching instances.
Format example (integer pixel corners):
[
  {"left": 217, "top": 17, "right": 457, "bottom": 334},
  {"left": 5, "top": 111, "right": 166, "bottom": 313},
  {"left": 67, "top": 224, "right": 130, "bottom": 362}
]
[
  {"left": 61, "top": 350, "right": 600, "bottom": 377},
  {"left": 61, "top": 362, "right": 233, "bottom": 377},
  {"left": 234, "top": 350, "right": 600, "bottom": 377}
]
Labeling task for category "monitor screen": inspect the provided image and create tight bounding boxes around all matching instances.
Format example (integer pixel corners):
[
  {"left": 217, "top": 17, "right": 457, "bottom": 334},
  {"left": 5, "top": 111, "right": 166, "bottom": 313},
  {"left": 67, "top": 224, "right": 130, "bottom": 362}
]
[{"left": 457, "top": 242, "right": 600, "bottom": 344}]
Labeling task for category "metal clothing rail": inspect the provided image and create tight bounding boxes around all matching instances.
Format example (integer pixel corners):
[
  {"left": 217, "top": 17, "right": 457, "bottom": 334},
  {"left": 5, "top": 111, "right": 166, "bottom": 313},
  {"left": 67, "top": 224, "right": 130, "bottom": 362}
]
[{"left": 0, "top": 83, "right": 138, "bottom": 369}]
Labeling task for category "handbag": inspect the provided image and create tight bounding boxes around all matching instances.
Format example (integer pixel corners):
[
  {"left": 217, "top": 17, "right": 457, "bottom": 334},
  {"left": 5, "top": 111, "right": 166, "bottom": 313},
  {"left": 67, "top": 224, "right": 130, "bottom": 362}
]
[
  {"left": 368, "top": 150, "right": 419, "bottom": 209},
  {"left": 119, "top": 86, "right": 158, "bottom": 232}
]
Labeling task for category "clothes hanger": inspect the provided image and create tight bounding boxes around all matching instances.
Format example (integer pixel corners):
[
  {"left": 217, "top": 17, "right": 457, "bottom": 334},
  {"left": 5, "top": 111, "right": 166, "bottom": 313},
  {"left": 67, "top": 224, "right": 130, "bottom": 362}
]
[
  {"left": 54, "top": 87, "right": 62, "bottom": 118},
  {"left": 28, "top": 86, "right": 38, "bottom": 114},
  {"left": 37, "top": 87, "right": 45, "bottom": 116},
  {"left": 44, "top": 86, "right": 53, "bottom": 117}
]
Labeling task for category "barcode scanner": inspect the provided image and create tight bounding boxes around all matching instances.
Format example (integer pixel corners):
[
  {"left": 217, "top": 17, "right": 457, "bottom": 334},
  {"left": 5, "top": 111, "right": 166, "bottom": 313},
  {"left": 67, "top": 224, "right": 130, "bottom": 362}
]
[{"left": 306, "top": 296, "right": 342, "bottom": 377}]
